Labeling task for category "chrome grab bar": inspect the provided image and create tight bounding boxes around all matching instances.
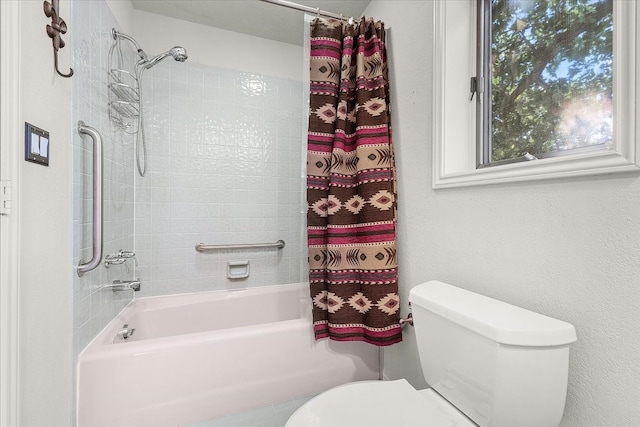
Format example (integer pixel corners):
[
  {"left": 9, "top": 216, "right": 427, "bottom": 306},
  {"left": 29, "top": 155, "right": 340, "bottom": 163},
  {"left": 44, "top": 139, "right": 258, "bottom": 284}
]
[
  {"left": 76, "top": 121, "right": 103, "bottom": 276},
  {"left": 195, "top": 240, "right": 285, "bottom": 253}
]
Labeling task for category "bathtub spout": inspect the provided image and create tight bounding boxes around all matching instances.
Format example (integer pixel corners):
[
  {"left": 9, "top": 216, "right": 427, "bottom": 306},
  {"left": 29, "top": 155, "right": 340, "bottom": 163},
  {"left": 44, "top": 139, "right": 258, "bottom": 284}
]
[
  {"left": 116, "top": 324, "right": 135, "bottom": 341},
  {"left": 108, "top": 279, "right": 141, "bottom": 292}
]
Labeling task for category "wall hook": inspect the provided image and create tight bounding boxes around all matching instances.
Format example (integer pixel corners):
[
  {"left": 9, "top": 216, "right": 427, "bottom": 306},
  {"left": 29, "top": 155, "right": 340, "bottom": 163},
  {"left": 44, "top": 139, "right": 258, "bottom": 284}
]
[{"left": 43, "top": 0, "right": 73, "bottom": 78}]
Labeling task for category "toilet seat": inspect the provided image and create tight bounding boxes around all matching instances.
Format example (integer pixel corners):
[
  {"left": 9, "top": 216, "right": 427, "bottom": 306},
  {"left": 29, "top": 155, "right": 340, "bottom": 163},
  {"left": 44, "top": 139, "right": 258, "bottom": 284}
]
[{"left": 285, "top": 379, "right": 476, "bottom": 427}]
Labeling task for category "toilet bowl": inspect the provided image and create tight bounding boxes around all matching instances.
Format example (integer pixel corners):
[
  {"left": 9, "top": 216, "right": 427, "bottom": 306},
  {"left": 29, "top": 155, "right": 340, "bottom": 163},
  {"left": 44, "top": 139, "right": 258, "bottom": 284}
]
[
  {"left": 287, "top": 281, "right": 577, "bottom": 427},
  {"left": 286, "top": 379, "right": 475, "bottom": 427}
]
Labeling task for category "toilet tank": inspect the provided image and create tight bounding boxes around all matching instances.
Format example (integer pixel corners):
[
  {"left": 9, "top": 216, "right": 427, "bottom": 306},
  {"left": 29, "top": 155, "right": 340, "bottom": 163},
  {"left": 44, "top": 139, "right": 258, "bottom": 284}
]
[{"left": 409, "top": 281, "right": 576, "bottom": 427}]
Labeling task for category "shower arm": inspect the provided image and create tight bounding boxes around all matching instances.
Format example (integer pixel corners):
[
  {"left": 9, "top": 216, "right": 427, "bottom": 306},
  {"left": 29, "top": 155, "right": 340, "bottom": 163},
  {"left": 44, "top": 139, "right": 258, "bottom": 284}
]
[{"left": 111, "top": 28, "right": 147, "bottom": 60}]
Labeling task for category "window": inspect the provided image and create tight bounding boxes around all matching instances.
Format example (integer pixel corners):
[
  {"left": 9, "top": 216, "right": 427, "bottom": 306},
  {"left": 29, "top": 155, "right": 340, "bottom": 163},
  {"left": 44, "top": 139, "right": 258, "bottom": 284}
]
[
  {"left": 433, "top": 0, "right": 639, "bottom": 188},
  {"left": 477, "top": 0, "right": 614, "bottom": 167}
]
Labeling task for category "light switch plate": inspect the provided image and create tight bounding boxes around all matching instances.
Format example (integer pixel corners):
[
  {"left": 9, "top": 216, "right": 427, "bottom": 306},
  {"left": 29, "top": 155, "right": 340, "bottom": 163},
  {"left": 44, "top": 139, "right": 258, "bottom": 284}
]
[{"left": 25, "top": 122, "right": 50, "bottom": 166}]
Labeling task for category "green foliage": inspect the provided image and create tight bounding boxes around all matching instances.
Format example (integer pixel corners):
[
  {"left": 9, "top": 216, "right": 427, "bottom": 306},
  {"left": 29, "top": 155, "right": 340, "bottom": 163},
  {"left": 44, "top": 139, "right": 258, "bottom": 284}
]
[{"left": 490, "top": 0, "right": 613, "bottom": 162}]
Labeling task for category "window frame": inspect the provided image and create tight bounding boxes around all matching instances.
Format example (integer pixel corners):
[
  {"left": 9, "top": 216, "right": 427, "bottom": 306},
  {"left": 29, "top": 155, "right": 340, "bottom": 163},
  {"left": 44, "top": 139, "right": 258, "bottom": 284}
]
[{"left": 432, "top": 0, "right": 640, "bottom": 189}]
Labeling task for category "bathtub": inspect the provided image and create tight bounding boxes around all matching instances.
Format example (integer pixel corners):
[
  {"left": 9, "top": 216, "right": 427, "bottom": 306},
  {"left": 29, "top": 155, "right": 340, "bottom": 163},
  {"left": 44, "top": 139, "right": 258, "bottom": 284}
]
[{"left": 77, "top": 282, "right": 379, "bottom": 427}]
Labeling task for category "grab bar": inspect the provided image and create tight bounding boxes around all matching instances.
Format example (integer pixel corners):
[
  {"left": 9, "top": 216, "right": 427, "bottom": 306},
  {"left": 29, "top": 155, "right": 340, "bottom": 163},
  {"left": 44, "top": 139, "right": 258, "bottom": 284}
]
[
  {"left": 195, "top": 240, "right": 285, "bottom": 253},
  {"left": 76, "top": 121, "right": 103, "bottom": 276}
]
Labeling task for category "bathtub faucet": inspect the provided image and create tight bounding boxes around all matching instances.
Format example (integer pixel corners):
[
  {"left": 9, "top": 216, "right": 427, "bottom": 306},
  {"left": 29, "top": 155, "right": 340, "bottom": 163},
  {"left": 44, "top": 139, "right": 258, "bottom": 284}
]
[
  {"left": 104, "top": 249, "right": 138, "bottom": 268},
  {"left": 107, "top": 279, "right": 141, "bottom": 292}
]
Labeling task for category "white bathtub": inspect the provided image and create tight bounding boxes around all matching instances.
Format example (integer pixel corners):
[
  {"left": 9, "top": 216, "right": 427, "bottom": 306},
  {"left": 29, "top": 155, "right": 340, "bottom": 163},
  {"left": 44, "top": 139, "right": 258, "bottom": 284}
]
[{"left": 77, "top": 283, "right": 379, "bottom": 427}]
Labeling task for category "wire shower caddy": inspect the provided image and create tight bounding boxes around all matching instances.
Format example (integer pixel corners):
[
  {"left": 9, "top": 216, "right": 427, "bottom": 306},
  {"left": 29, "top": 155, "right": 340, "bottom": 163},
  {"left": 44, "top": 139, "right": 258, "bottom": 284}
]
[{"left": 108, "top": 29, "right": 140, "bottom": 133}]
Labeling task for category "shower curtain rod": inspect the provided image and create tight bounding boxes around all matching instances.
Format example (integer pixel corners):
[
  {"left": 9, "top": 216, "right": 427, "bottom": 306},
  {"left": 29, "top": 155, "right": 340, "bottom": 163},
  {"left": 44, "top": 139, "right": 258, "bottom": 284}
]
[{"left": 259, "top": 0, "right": 348, "bottom": 20}]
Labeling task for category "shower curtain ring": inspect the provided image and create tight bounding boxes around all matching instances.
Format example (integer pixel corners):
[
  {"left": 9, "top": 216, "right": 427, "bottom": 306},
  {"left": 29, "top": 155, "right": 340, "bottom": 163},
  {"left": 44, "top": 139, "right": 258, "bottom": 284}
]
[{"left": 315, "top": 7, "right": 320, "bottom": 18}]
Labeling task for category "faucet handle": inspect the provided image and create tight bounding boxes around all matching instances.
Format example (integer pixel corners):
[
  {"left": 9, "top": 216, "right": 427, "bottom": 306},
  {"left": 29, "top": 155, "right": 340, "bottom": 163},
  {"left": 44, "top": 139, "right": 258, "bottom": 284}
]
[
  {"left": 118, "top": 249, "right": 135, "bottom": 258},
  {"left": 105, "top": 250, "right": 137, "bottom": 268},
  {"left": 104, "top": 256, "right": 126, "bottom": 267}
]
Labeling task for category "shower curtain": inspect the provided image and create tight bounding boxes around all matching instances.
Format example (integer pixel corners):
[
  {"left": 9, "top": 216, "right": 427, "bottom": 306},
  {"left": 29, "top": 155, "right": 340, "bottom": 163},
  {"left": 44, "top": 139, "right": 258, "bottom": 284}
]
[{"left": 307, "top": 17, "right": 401, "bottom": 346}]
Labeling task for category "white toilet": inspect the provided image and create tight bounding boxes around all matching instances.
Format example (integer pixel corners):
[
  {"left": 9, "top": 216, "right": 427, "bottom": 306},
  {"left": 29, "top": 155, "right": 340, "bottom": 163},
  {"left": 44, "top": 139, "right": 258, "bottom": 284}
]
[{"left": 286, "top": 280, "right": 577, "bottom": 427}]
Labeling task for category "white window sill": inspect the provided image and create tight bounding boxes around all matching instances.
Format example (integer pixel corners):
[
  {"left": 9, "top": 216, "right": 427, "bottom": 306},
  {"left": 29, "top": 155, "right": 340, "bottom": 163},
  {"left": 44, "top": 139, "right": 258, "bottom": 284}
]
[{"left": 433, "top": 148, "right": 640, "bottom": 188}]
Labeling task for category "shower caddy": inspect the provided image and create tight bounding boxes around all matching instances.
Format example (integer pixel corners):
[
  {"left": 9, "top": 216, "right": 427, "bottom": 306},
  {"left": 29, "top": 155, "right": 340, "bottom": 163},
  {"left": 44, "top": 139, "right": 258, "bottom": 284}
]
[{"left": 108, "top": 29, "right": 140, "bottom": 133}]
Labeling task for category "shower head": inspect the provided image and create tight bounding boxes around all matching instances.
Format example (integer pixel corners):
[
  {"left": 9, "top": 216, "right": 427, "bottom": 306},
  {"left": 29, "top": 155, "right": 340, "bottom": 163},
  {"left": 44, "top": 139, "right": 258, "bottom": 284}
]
[
  {"left": 142, "top": 46, "right": 188, "bottom": 69},
  {"left": 170, "top": 46, "right": 188, "bottom": 62},
  {"left": 112, "top": 29, "right": 187, "bottom": 71}
]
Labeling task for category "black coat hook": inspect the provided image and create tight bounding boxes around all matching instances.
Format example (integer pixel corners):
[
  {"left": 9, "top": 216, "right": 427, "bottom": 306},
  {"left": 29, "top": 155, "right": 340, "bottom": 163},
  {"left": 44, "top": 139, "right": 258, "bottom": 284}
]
[{"left": 43, "top": 0, "right": 73, "bottom": 78}]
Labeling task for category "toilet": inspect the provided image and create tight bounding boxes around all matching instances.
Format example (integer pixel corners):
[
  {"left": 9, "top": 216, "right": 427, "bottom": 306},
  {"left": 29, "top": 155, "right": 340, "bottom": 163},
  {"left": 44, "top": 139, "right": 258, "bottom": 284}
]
[{"left": 286, "top": 280, "right": 577, "bottom": 427}]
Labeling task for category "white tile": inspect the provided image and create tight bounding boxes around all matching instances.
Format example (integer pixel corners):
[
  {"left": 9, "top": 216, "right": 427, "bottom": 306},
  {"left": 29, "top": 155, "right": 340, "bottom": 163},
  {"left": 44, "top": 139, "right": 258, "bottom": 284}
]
[{"left": 171, "top": 65, "right": 188, "bottom": 82}]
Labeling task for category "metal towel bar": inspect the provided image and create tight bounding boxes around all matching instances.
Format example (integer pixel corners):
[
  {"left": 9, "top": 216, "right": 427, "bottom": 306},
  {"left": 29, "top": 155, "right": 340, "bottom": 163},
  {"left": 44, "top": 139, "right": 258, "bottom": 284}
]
[
  {"left": 76, "top": 121, "right": 103, "bottom": 276},
  {"left": 195, "top": 240, "right": 285, "bottom": 253}
]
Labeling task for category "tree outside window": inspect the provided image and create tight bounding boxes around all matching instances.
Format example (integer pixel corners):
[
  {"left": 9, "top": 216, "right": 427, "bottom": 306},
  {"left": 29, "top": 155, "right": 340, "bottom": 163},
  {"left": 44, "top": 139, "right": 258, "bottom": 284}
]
[{"left": 483, "top": 0, "right": 613, "bottom": 164}]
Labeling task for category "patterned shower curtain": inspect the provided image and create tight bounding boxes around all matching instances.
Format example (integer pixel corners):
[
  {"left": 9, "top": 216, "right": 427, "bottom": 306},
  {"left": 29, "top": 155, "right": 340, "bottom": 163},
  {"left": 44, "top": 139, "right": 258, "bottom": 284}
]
[{"left": 306, "top": 17, "right": 401, "bottom": 346}]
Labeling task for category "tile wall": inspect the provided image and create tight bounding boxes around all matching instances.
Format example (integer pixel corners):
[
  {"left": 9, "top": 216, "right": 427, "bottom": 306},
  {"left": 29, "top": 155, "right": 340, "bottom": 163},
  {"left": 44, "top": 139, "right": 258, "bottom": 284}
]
[
  {"left": 133, "top": 61, "right": 307, "bottom": 296},
  {"left": 72, "top": 0, "right": 135, "bottom": 358}
]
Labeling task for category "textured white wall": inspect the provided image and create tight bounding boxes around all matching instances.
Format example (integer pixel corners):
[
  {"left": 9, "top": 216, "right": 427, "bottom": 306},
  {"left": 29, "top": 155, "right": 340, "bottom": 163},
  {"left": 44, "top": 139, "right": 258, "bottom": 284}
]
[
  {"left": 367, "top": 1, "right": 640, "bottom": 426},
  {"left": 14, "top": 1, "right": 73, "bottom": 426},
  {"left": 105, "top": 0, "right": 135, "bottom": 34}
]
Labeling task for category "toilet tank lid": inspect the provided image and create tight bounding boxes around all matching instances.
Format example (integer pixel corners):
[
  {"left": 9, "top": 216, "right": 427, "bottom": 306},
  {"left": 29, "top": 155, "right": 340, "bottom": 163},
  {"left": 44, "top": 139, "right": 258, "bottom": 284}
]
[{"left": 409, "top": 281, "right": 577, "bottom": 347}]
